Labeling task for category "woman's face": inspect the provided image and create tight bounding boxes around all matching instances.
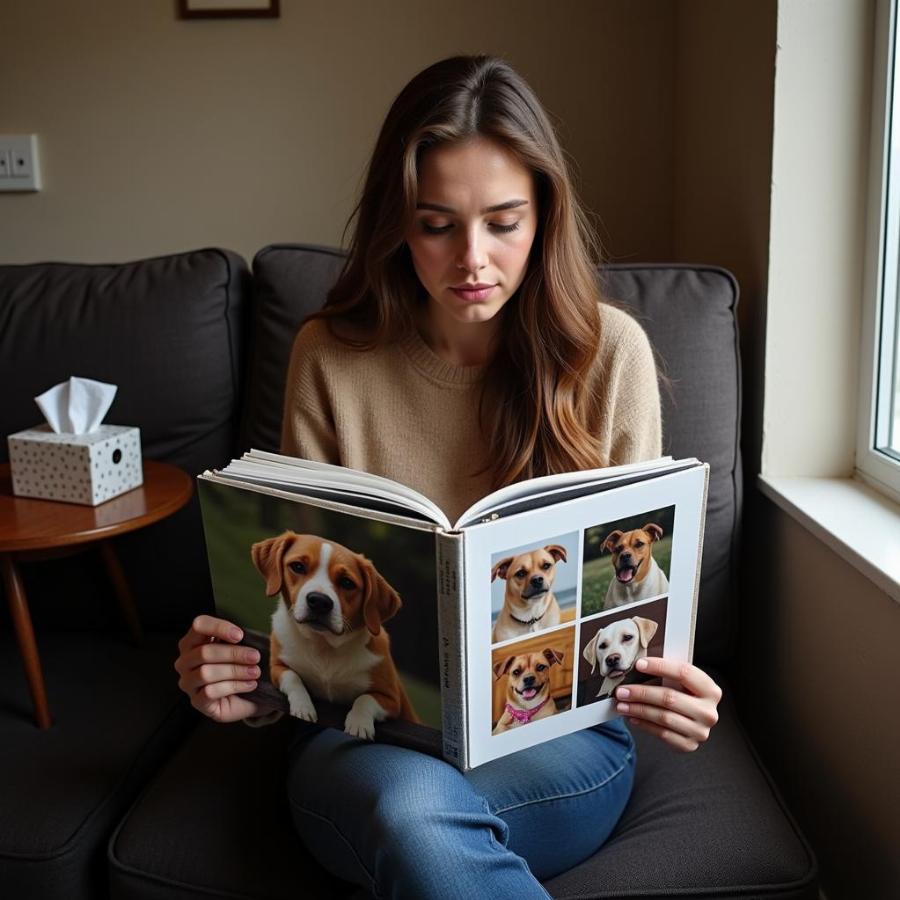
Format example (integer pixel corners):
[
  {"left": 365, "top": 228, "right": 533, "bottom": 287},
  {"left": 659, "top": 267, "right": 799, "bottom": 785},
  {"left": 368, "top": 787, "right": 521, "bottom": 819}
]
[{"left": 405, "top": 136, "right": 538, "bottom": 333}]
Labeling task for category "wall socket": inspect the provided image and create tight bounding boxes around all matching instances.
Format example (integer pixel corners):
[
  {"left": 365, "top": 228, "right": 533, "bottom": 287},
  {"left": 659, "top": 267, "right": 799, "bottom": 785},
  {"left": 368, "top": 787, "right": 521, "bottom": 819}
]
[{"left": 0, "top": 135, "right": 41, "bottom": 191}]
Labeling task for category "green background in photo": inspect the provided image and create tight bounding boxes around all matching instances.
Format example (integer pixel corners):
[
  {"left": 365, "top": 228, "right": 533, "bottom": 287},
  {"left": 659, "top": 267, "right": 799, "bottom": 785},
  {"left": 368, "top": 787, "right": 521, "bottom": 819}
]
[
  {"left": 198, "top": 479, "right": 443, "bottom": 728},
  {"left": 581, "top": 535, "right": 672, "bottom": 617}
]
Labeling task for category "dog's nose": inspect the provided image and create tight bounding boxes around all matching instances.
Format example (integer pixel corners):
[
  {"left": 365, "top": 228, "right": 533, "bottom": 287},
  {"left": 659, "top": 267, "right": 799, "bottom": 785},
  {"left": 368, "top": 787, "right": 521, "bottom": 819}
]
[
  {"left": 619, "top": 552, "right": 633, "bottom": 564},
  {"left": 606, "top": 654, "right": 621, "bottom": 668},
  {"left": 523, "top": 675, "right": 536, "bottom": 687},
  {"left": 530, "top": 575, "right": 544, "bottom": 587},
  {"left": 306, "top": 592, "right": 333, "bottom": 614}
]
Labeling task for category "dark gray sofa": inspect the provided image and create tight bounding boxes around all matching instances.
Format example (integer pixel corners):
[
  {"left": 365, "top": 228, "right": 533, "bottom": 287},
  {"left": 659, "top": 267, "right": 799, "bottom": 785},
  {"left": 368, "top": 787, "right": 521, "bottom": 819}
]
[{"left": 0, "top": 246, "right": 818, "bottom": 899}]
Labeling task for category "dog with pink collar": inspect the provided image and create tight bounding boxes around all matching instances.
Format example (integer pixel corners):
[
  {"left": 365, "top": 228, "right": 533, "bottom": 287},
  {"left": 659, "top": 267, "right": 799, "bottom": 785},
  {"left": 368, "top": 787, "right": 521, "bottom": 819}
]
[{"left": 491, "top": 648, "right": 564, "bottom": 734}]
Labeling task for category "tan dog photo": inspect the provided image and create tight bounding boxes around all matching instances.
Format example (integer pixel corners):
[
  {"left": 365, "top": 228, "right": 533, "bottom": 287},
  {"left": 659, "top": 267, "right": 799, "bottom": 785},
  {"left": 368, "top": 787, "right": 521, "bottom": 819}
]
[
  {"left": 491, "top": 648, "right": 564, "bottom": 734},
  {"left": 582, "top": 615, "right": 659, "bottom": 698},
  {"left": 491, "top": 544, "right": 567, "bottom": 642},
  {"left": 251, "top": 530, "right": 418, "bottom": 739},
  {"left": 602, "top": 524, "right": 669, "bottom": 608}
]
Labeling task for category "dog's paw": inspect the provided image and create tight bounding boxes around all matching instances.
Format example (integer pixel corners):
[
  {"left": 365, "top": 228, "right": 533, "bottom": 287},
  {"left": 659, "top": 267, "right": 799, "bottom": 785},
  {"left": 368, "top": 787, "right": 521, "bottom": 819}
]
[
  {"left": 343, "top": 708, "right": 376, "bottom": 740},
  {"left": 287, "top": 693, "right": 318, "bottom": 723}
]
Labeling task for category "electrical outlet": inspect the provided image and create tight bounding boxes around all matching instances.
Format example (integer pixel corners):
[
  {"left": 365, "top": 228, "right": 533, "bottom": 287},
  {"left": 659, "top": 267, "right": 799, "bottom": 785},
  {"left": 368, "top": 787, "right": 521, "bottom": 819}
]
[
  {"left": 11, "top": 147, "right": 31, "bottom": 178},
  {"left": 0, "top": 135, "right": 41, "bottom": 191}
]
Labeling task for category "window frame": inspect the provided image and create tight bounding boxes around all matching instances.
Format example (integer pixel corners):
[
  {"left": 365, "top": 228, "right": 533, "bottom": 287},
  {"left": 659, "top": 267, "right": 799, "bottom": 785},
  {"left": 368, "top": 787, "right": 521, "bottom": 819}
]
[{"left": 858, "top": 0, "right": 900, "bottom": 504}]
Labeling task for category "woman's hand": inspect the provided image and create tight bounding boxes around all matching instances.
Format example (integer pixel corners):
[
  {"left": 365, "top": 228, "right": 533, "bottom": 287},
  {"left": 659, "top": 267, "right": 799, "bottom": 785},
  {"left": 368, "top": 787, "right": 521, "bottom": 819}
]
[
  {"left": 615, "top": 657, "right": 721, "bottom": 752},
  {"left": 174, "top": 615, "right": 263, "bottom": 724}
]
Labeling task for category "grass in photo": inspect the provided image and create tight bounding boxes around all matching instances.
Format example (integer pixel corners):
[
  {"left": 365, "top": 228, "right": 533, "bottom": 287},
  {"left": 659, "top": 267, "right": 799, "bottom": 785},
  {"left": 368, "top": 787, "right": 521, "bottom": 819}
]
[{"left": 581, "top": 506, "right": 675, "bottom": 616}]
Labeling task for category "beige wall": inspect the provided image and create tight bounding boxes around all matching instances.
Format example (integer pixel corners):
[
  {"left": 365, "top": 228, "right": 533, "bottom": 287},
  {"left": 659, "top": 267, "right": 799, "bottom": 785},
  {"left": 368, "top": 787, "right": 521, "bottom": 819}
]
[
  {"left": 744, "top": 499, "right": 900, "bottom": 897},
  {"left": 0, "top": 0, "right": 675, "bottom": 265},
  {"left": 5, "top": 2, "right": 897, "bottom": 895},
  {"left": 672, "top": 0, "right": 776, "bottom": 478}
]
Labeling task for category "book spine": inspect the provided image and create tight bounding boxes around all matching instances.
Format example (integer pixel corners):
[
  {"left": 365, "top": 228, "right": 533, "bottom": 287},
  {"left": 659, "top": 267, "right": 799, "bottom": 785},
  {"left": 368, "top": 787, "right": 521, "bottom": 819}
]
[{"left": 435, "top": 532, "right": 469, "bottom": 771}]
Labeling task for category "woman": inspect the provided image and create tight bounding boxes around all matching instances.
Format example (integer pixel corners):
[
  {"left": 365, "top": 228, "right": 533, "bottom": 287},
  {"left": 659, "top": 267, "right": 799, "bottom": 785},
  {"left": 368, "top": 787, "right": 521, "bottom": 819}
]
[{"left": 175, "top": 55, "right": 721, "bottom": 898}]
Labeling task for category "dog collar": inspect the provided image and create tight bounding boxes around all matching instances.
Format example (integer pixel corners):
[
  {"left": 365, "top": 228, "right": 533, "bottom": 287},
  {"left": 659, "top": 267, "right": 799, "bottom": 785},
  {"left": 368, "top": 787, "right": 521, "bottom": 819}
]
[
  {"left": 510, "top": 607, "right": 547, "bottom": 627},
  {"left": 505, "top": 696, "right": 550, "bottom": 724}
]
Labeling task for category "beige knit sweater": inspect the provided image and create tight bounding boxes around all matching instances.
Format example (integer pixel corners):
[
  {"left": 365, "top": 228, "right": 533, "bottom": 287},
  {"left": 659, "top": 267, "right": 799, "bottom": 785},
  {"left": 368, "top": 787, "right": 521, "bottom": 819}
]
[{"left": 279, "top": 304, "right": 662, "bottom": 525}]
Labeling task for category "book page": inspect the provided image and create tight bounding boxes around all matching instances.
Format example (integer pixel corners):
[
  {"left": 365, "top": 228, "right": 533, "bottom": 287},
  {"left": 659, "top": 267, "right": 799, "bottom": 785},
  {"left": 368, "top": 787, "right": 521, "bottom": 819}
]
[
  {"left": 460, "top": 464, "right": 707, "bottom": 768},
  {"left": 234, "top": 449, "right": 686, "bottom": 532}
]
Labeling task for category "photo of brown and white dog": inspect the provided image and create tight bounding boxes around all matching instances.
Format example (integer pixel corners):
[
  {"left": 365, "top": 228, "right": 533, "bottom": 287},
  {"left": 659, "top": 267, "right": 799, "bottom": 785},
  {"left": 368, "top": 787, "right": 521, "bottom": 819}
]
[
  {"left": 582, "top": 615, "right": 659, "bottom": 698},
  {"left": 250, "top": 530, "right": 418, "bottom": 739},
  {"left": 491, "top": 648, "right": 564, "bottom": 734},
  {"left": 491, "top": 544, "right": 567, "bottom": 642},
  {"left": 602, "top": 524, "right": 669, "bottom": 608}
]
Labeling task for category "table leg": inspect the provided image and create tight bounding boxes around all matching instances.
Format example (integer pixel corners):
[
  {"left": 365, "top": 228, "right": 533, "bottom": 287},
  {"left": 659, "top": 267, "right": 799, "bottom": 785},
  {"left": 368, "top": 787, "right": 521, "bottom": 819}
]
[
  {"left": 98, "top": 540, "right": 144, "bottom": 646},
  {"left": 1, "top": 553, "right": 52, "bottom": 729}
]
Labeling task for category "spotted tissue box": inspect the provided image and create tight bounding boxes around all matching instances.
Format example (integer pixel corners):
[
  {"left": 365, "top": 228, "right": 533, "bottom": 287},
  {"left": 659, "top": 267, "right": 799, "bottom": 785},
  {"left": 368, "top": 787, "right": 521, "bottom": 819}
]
[{"left": 7, "top": 424, "right": 143, "bottom": 506}]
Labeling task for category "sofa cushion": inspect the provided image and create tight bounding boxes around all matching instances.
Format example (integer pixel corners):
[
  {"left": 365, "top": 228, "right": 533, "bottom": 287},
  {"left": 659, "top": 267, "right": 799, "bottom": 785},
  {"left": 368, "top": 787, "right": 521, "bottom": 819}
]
[
  {"left": 601, "top": 265, "right": 741, "bottom": 666},
  {"left": 242, "top": 247, "right": 740, "bottom": 667},
  {"left": 544, "top": 687, "right": 817, "bottom": 899},
  {"left": 239, "top": 243, "right": 346, "bottom": 454},
  {"left": 107, "top": 686, "right": 815, "bottom": 900},
  {"left": 108, "top": 716, "right": 353, "bottom": 900},
  {"left": 0, "top": 631, "right": 195, "bottom": 900},
  {"left": 0, "top": 249, "right": 251, "bottom": 630}
]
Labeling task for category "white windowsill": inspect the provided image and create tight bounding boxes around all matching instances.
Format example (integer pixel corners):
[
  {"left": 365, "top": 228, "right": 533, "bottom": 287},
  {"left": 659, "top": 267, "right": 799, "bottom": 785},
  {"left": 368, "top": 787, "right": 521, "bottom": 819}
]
[{"left": 757, "top": 474, "right": 900, "bottom": 604}]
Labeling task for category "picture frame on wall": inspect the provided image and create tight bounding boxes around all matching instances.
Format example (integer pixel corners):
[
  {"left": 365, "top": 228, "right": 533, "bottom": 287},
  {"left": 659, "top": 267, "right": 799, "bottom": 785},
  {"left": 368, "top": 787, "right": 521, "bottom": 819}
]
[{"left": 178, "top": 0, "right": 280, "bottom": 19}]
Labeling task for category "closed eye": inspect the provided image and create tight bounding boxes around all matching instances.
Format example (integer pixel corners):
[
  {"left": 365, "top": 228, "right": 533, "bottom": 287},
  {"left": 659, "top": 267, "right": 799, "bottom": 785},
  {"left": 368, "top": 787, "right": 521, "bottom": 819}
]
[{"left": 421, "top": 222, "right": 520, "bottom": 235}]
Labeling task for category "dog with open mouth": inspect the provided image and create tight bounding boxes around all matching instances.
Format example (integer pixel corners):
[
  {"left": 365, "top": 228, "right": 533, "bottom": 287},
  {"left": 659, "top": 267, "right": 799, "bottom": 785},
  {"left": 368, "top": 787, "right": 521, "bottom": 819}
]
[
  {"left": 250, "top": 530, "right": 417, "bottom": 739},
  {"left": 491, "top": 648, "right": 564, "bottom": 734},
  {"left": 602, "top": 524, "right": 669, "bottom": 609},
  {"left": 582, "top": 615, "right": 659, "bottom": 698}
]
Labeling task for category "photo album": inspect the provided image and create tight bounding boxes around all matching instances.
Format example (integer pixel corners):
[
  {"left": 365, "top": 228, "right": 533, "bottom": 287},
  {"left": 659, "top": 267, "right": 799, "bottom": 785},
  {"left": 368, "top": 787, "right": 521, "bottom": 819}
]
[{"left": 197, "top": 449, "right": 709, "bottom": 771}]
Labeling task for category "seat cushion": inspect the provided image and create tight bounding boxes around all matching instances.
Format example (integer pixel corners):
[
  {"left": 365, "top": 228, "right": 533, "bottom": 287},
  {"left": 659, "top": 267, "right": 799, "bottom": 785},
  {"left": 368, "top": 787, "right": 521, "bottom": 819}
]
[
  {"left": 108, "top": 716, "right": 352, "bottom": 900},
  {"left": 0, "top": 631, "right": 194, "bottom": 900},
  {"left": 109, "top": 686, "right": 816, "bottom": 900},
  {"left": 544, "top": 685, "right": 818, "bottom": 899}
]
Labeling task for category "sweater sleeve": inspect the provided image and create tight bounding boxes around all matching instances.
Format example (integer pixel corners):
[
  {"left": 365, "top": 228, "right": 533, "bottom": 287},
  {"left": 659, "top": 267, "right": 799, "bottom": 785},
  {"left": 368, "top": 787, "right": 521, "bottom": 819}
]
[
  {"left": 605, "top": 311, "right": 664, "bottom": 466},
  {"left": 278, "top": 323, "right": 341, "bottom": 464}
]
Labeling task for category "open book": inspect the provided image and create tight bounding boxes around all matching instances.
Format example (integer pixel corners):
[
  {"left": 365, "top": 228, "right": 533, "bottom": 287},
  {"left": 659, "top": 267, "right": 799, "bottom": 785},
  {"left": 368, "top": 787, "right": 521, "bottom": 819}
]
[{"left": 198, "top": 450, "right": 709, "bottom": 771}]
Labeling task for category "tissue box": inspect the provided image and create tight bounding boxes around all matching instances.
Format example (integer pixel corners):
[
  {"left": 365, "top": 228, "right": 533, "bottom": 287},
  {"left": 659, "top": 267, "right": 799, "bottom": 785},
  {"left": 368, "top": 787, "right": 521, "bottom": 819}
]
[{"left": 7, "top": 424, "right": 143, "bottom": 506}]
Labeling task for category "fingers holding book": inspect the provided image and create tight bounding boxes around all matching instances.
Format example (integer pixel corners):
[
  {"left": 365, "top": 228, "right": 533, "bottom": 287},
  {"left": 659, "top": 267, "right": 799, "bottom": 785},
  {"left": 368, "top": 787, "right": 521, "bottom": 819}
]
[
  {"left": 174, "top": 614, "right": 263, "bottom": 723},
  {"left": 614, "top": 657, "right": 721, "bottom": 752}
]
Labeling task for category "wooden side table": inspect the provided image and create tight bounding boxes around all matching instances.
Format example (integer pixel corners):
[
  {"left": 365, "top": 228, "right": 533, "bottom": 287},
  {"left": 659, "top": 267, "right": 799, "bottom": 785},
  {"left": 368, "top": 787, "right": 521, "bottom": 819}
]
[{"left": 0, "top": 460, "right": 193, "bottom": 728}]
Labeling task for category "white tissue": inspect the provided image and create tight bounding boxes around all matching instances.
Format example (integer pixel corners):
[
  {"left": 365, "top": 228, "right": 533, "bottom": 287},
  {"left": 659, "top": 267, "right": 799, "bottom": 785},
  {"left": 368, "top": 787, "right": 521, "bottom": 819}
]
[{"left": 34, "top": 376, "right": 117, "bottom": 435}]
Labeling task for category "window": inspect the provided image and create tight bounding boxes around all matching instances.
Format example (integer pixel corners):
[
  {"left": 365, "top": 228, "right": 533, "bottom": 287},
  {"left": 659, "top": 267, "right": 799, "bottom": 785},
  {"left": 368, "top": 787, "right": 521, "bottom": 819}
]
[{"left": 858, "top": 0, "right": 900, "bottom": 501}]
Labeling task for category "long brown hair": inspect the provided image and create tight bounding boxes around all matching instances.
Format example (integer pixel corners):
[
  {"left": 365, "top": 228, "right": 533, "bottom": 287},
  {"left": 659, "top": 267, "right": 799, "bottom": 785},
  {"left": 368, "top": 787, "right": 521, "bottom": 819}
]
[{"left": 310, "top": 55, "right": 606, "bottom": 489}]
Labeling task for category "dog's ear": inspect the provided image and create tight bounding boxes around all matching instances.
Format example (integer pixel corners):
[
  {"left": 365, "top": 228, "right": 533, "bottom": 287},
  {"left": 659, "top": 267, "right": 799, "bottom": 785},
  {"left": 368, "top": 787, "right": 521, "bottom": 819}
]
[
  {"left": 542, "top": 647, "right": 564, "bottom": 666},
  {"left": 360, "top": 556, "right": 402, "bottom": 635},
  {"left": 250, "top": 531, "right": 297, "bottom": 597},
  {"left": 491, "top": 557, "right": 514, "bottom": 581},
  {"left": 632, "top": 616, "right": 659, "bottom": 647},
  {"left": 582, "top": 633, "right": 599, "bottom": 674},
  {"left": 642, "top": 523, "right": 664, "bottom": 542},
  {"left": 544, "top": 544, "right": 567, "bottom": 564},
  {"left": 493, "top": 656, "right": 516, "bottom": 680},
  {"left": 602, "top": 531, "right": 623, "bottom": 553}
]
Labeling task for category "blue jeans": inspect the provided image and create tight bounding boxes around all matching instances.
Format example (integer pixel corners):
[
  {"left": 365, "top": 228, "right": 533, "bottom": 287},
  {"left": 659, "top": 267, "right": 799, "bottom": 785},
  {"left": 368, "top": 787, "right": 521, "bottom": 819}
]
[{"left": 286, "top": 719, "right": 636, "bottom": 899}]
